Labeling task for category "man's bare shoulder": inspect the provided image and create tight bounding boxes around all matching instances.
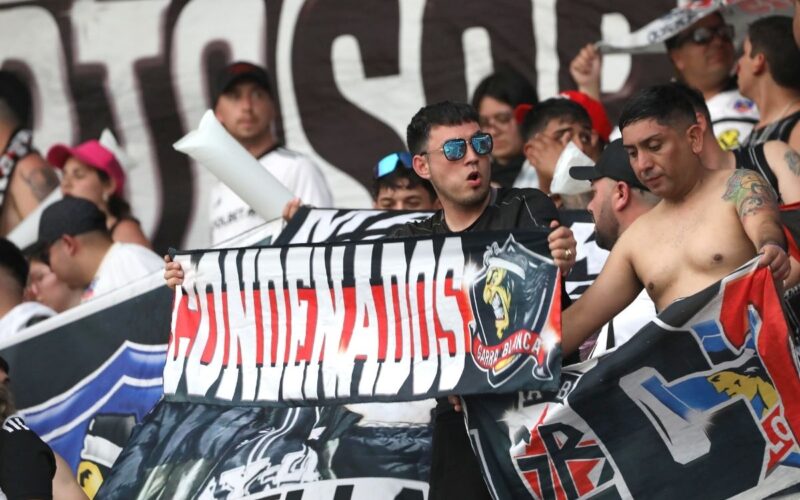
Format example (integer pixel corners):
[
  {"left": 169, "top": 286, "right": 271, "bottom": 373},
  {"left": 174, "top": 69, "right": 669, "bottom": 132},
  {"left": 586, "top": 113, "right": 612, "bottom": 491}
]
[
  {"left": 13, "top": 152, "right": 50, "bottom": 176},
  {"left": 719, "top": 168, "right": 777, "bottom": 209},
  {"left": 10, "top": 153, "right": 59, "bottom": 201},
  {"left": 763, "top": 140, "right": 800, "bottom": 176}
]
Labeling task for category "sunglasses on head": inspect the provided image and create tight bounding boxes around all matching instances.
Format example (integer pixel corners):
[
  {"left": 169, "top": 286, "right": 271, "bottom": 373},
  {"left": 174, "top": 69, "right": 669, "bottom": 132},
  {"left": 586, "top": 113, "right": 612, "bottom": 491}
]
[
  {"left": 420, "top": 132, "right": 493, "bottom": 161},
  {"left": 374, "top": 152, "right": 413, "bottom": 179},
  {"left": 678, "top": 24, "right": 734, "bottom": 45}
]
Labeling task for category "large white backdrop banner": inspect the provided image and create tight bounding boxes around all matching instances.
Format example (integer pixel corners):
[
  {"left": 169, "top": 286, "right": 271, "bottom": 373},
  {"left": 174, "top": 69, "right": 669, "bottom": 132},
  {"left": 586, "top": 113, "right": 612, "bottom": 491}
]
[{"left": 0, "top": 0, "right": 677, "bottom": 251}]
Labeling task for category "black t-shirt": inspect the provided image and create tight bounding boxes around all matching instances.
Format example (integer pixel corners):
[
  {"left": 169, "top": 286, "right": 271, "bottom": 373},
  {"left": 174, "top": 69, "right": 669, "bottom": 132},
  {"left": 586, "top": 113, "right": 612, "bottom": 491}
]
[
  {"left": 391, "top": 187, "right": 568, "bottom": 416},
  {"left": 391, "top": 187, "right": 558, "bottom": 237},
  {"left": 490, "top": 155, "right": 525, "bottom": 189},
  {"left": 0, "top": 416, "right": 55, "bottom": 499}
]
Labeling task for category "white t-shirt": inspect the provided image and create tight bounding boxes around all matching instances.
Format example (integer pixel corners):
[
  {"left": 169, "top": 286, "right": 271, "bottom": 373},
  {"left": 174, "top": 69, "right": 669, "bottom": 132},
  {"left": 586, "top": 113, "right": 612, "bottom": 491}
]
[
  {"left": 0, "top": 302, "right": 55, "bottom": 343},
  {"left": 707, "top": 89, "right": 759, "bottom": 151},
  {"left": 82, "top": 242, "right": 163, "bottom": 302},
  {"left": 210, "top": 146, "right": 333, "bottom": 245},
  {"left": 590, "top": 289, "right": 656, "bottom": 359}
]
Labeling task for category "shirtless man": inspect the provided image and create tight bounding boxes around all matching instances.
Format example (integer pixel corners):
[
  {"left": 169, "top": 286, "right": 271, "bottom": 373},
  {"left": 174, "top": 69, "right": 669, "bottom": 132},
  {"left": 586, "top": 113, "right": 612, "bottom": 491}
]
[
  {"left": 0, "top": 71, "right": 59, "bottom": 235},
  {"left": 562, "top": 84, "right": 789, "bottom": 354},
  {"left": 672, "top": 81, "right": 800, "bottom": 289}
]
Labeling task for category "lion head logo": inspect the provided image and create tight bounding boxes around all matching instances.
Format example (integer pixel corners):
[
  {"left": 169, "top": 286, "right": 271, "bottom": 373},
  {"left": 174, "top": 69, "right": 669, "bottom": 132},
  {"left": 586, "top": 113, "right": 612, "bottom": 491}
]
[{"left": 469, "top": 235, "right": 560, "bottom": 386}]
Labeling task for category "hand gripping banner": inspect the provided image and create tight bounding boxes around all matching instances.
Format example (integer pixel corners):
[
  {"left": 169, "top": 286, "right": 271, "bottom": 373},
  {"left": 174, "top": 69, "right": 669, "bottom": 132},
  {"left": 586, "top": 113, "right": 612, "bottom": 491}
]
[{"left": 163, "top": 230, "right": 563, "bottom": 406}]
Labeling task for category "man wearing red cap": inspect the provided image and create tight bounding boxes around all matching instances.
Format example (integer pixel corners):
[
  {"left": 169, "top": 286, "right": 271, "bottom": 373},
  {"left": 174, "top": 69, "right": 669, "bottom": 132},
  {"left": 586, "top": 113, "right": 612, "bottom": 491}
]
[
  {"left": 0, "top": 71, "right": 59, "bottom": 236},
  {"left": 209, "top": 61, "right": 333, "bottom": 245}
]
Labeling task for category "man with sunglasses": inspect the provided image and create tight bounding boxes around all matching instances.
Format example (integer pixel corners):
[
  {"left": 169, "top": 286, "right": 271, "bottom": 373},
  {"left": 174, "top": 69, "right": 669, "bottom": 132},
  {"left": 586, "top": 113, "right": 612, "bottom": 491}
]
[
  {"left": 372, "top": 152, "right": 440, "bottom": 211},
  {"left": 665, "top": 12, "right": 760, "bottom": 150},
  {"left": 394, "top": 101, "right": 577, "bottom": 500}
]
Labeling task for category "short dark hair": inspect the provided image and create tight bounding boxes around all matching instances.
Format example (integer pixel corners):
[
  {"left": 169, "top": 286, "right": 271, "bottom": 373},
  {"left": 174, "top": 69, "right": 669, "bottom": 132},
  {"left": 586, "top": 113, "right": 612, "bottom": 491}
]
[
  {"left": 406, "top": 101, "right": 479, "bottom": 155},
  {"left": 669, "top": 81, "right": 711, "bottom": 123},
  {"left": 471, "top": 67, "right": 539, "bottom": 110},
  {"left": 0, "top": 238, "right": 29, "bottom": 290},
  {"left": 520, "top": 98, "right": 591, "bottom": 140},
  {"left": 372, "top": 168, "right": 437, "bottom": 201},
  {"left": 618, "top": 84, "right": 698, "bottom": 132},
  {"left": 748, "top": 16, "right": 800, "bottom": 90}
]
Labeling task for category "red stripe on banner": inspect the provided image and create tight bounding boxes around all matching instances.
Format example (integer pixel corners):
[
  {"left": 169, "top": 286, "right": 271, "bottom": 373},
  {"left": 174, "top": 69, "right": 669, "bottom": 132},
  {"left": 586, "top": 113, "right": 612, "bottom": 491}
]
[
  {"left": 719, "top": 267, "right": 800, "bottom": 444},
  {"left": 268, "top": 288, "right": 280, "bottom": 366},
  {"left": 373, "top": 283, "right": 389, "bottom": 361},
  {"left": 338, "top": 287, "right": 357, "bottom": 354},
  {"left": 391, "top": 283, "right": 404, "bottom": 361},
  {"left": 171, "top": 295, "right": 197, "bottom": 359},
  {"left": 416, "top": 281, "right": 431, "bottom": 359},
  {"left": 175, "top": 277, "right": 476, "bottom": 367},
  {"left": 200, "top": 290, "right": 219, "bottom": 365}
]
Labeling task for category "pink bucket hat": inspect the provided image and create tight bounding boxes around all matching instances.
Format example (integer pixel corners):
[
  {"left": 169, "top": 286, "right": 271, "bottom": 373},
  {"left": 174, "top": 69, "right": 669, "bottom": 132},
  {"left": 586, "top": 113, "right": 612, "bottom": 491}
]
[{"left": 47, "top": 140, "right": 126, "bottom": 196}]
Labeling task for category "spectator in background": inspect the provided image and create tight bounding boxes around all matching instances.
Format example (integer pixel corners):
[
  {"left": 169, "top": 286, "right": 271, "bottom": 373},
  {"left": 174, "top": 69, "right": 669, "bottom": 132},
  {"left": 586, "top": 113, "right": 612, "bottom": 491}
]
[
  {"left": 0, "top": 239, "right": 54, "bottom": 341},
  {"left": 35, "top": 196, "right": 162, "bottom": 304},
  {"left": 372, "top": 152, "right": 440, "bottom": 211},
  {"left": 569, "top": 140, "right": 659, "bottom": 357},
  {"left": 471, "top": 67, "right": 539, "bottom": 189},
  {"left": 570, "top": 12, "right": 760, "bottom": 150},
  {"left": 737, "top": 16, "right": 800, "bottom": 151},
  {"left": 25, "top": 257, "right": 81, "bottom": 314},
  {"left": 210, "top": 62, "right": 333, "bottom": 245},
  {"left": 520, "top": 97, "right": 602, "bottom": 199},
  {"left": 673, "top": 82, "right": 800, "bottom": 205},
  {"left": 0, "top": 359, "right": 87, "bottom": 500},
  {"left": 47, "top": 140, "right": 151, "bottom": 248},
  {"left": 0, "top": 71, "right": 60, "bottom": 236},
  {"left": 664, "top": 12, "right": 760, "bottom": 149}
]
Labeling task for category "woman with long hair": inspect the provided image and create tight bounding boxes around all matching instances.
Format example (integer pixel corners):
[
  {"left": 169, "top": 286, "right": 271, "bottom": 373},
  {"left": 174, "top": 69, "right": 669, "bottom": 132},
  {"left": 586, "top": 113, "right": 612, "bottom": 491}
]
[{"left": 46, "top": 140, "right": 150, "bottom": 247}]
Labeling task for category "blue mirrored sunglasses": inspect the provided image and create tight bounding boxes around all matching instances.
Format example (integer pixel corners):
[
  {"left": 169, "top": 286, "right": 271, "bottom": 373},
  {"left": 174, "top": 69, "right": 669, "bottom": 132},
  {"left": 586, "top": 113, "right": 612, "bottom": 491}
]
[
  {"left": 374, "top": 152, "right": 413, "bottom": 179},
  {"left": 421, "top": 132, "right": 493, "bottom": 161}
]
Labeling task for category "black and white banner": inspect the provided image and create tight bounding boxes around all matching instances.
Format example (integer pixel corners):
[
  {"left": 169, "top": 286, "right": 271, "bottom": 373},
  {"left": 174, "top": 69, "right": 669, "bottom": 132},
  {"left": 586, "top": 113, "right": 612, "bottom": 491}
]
[
  {"left": 165, "top": 230, "right": 563, "bottom": 406},
  {"left": 465, "top": 260, "right": 800, "bottom": 499}
]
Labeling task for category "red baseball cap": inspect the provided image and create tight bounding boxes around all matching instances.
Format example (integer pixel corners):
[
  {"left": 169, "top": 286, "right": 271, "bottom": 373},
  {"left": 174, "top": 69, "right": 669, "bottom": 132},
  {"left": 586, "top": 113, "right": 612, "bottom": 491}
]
[
  {"left": 47, "top": 140, "right": 126, "bottom": 196},
  {"left": 559, "top": 91, "right": 612, "bottom": 143}
]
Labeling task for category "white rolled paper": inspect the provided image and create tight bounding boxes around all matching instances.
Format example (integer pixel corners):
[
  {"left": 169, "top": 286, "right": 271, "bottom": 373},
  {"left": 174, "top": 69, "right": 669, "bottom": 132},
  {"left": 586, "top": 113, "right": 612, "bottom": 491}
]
[
  {"left": 550, "top": 142, "right": 593, "bottom": 196},
  {"left": 173, "top": 110, "right": 293, "bottom": 222},
  {"left": 7, "top": 188, "right": 63, "bottom": 250}
]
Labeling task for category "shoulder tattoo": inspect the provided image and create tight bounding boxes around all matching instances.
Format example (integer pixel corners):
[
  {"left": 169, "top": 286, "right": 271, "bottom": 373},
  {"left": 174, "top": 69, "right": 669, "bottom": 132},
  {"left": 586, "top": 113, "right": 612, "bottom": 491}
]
[
  {"left": 785, "top": 148, "right": 800, "bottom": 176},
  {"left": 722, "top": 169, "right": 778, "bottom": 219},
  {"left": 22, "top": 165, "right": 59, "bottom": 201}
]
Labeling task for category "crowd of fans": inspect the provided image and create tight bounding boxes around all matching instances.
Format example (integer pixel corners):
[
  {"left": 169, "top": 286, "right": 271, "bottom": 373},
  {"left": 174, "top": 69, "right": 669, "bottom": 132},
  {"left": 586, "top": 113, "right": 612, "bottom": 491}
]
[{"left": 0, "top": 6, "right": 799, "bottom": 498}]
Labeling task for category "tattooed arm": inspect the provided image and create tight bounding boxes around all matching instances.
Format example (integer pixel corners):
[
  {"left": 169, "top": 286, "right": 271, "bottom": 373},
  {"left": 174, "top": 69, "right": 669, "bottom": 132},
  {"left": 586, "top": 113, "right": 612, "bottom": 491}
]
[
  {"left": 9, "top": 154, "right": 59, "bottom": 218},
  {"left": 722, "top": 168, "right": 789, "bottom": 280},
  {"left": 763, "top": 141, "right": 800, "bottom": 204}
]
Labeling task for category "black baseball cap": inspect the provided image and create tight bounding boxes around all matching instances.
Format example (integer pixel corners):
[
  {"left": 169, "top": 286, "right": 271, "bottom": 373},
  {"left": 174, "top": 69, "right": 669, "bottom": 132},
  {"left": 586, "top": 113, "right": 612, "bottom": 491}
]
[
  {"left": 569, "top": 139, "right": 648, "bottom": 191},
  {"left": 35, "top": 196, "right": 108, "bottom": 250},
  {"left": 213, "top": 61, "right": 272, "bottom": 105}
]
